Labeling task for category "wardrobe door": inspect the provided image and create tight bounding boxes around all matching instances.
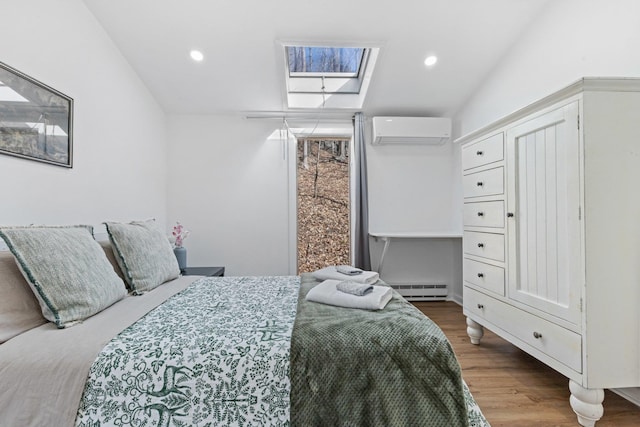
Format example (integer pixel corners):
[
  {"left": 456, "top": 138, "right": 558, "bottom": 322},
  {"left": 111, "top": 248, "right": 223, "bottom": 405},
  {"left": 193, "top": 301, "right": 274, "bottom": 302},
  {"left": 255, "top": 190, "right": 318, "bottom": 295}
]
[{"left": 506, "top": 101, "right": 582, "bottom": 326}]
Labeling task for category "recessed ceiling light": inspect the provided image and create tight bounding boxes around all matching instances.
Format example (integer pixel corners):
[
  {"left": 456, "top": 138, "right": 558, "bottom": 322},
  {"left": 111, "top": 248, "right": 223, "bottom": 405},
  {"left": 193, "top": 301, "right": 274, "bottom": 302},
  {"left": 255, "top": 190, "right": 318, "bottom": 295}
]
[
  {"left": 190, "top": 50, "right": 204, "bottom": 62},
  {"left": 424, "top": 55, "right": 438, "bottom": 67}
]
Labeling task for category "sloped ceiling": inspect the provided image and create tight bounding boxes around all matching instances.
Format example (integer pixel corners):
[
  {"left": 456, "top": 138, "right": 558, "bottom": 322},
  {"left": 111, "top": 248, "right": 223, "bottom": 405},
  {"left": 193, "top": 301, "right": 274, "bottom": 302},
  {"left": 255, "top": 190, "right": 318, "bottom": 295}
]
[{"left": 84, "top": 0, "right": 550, "bottom": 118}]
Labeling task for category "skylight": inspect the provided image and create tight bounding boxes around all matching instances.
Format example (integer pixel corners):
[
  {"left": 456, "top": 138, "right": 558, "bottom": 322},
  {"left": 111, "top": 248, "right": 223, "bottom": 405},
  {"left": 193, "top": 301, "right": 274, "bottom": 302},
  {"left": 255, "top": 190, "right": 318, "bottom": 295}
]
[
  {"left": 281, "top": 43, "right": 380, "bottom": 110},
  {"left": 287, "top": 47, "right": 365, "bottom": 77}
]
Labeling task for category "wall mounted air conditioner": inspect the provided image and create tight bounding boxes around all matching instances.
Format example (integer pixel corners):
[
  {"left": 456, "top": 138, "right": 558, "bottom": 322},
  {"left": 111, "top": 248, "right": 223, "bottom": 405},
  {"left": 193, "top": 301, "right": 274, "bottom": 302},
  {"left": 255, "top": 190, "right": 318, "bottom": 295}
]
[{"left": 372, "top": 116, "right": 452, "bottom": 145}]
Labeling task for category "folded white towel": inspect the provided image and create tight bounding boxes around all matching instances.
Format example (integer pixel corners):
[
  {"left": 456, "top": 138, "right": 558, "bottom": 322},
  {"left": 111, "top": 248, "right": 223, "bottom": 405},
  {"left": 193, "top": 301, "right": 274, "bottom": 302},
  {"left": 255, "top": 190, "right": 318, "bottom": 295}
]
[
  {"left": 311, "top": 266, "right": 379, "bottom": 285},
  {"left": 306, "top": 280, "right": 393, "bottom": 310}
]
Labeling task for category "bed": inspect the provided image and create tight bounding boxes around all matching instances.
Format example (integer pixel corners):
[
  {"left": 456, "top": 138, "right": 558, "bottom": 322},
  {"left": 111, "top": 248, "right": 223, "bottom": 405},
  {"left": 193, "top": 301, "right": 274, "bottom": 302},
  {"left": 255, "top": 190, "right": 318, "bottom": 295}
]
[{"left": 0, "top": 222, "right": 489, "bottom": 426}]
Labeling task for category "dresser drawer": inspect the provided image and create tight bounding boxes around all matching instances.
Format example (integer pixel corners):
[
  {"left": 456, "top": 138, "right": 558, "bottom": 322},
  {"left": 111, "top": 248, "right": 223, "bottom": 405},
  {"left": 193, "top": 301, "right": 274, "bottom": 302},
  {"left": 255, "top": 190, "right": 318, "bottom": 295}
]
[
  {"left": 463, "top": 167, "right": 504, "bottom": 198},
  {"left": 462, "top": 133, "right": 504, "bottom": 170},
  {"left": 463, "top": 231, "right": 505, "bottom": 261},
  {"left": 464, "top": 287, "right": 582, "bottom": 373},
  {"left": 463, "top": 201, "right": 504, "bottom": 228},
  {"left": 463, "top": 258, "right": 505, "bottom": 295}
]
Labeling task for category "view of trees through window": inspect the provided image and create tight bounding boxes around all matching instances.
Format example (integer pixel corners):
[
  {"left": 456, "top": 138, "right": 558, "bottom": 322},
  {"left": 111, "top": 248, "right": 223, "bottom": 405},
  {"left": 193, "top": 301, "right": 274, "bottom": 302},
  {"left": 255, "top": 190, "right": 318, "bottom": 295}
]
[
  {"left": 297, "top": 138, "right": 350, "bottom": 273},
  {"left": 287, "top": 47, "right": 364, "bottom": 74}
]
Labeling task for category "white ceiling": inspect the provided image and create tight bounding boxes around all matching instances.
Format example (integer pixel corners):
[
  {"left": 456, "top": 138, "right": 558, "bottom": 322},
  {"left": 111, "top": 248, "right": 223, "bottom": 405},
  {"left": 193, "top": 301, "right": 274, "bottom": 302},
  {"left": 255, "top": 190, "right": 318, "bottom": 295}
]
[{"left": 83, "top": 0, "right": 550, "bottom": 118}]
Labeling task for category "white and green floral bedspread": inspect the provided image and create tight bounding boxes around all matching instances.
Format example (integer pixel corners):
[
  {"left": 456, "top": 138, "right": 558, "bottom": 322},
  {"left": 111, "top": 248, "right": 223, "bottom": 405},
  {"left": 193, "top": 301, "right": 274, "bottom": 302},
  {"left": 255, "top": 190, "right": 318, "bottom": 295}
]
[
  {"left": 75, "top": 275, "right": 490, "bottom": 427},
  {"left": 75, "top": 276, "right": 299, "bottom": 427}
]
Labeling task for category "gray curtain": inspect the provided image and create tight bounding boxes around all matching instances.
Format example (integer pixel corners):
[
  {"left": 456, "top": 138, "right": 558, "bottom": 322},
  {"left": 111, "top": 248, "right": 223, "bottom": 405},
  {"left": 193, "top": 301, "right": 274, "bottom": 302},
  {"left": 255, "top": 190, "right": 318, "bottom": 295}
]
[{"left": 353, "top": 112, "right": 371, "bottom": 270}]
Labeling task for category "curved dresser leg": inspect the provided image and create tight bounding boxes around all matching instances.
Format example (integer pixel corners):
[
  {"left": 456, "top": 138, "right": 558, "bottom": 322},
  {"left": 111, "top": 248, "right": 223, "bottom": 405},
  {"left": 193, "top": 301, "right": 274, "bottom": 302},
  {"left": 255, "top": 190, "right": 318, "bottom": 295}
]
[
  {"left": 466, "top": 317, "right": 484, "bottom": 345},
  {"left": 569, "top": 380, "right": 604, "bottom": 427}
]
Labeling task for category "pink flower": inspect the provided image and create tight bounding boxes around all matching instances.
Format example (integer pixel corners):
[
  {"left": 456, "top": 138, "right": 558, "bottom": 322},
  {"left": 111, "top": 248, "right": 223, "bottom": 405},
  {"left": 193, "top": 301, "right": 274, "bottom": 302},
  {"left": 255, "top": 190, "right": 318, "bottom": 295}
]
[{"left": 172, "top": 222, "right": 189, "bottom": 248}]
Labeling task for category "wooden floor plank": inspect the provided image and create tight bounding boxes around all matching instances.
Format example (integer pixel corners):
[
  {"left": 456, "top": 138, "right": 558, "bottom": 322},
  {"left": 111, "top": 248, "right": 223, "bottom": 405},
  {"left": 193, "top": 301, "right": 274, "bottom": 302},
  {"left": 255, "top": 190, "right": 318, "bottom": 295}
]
[{"left": 412, "top": 301, "right": 640, "bottom": 426}]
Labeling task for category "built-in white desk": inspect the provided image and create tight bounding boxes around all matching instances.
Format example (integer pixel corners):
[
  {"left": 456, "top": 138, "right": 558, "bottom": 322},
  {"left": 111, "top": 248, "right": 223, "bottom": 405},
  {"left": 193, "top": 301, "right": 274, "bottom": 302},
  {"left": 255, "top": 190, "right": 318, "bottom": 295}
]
[{"left": 369, "top": 232, "right": 463, "bottom": 276}]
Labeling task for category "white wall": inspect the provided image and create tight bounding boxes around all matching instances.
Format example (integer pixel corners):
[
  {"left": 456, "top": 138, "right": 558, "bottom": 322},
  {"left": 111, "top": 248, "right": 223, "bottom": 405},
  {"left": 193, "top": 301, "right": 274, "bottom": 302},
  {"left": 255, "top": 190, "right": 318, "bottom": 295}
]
[
  {"left": 166, "top": 115, "right": 292, "bottom": 276},
  {"left": 0, "top": 0, "right": 168, "bottom": 242},
  {"left": 166, "top": 113, "right": 464, "bottom": 286},
  {"left": 366, "top": 124, "right": 462, "bottom": 298},
  {"left": 367, "top": 141, "right": 458, "bottom": 234},
  {"left": 455, "top": 0, "right": 640, "bottom": 135}
]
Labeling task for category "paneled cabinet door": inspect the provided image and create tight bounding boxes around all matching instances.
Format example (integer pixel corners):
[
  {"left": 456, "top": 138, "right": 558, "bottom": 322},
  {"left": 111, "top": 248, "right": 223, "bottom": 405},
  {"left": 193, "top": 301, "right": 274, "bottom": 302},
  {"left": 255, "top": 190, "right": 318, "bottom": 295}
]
[{"left": 505, "top": 101, "right": 582, "bottom": 326}]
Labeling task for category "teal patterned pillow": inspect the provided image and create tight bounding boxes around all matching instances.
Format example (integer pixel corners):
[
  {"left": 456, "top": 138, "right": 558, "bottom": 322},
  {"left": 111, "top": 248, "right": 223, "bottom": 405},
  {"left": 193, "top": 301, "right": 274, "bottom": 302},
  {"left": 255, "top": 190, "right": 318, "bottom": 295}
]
[
  {"left": 104, "top": 220, "right": 180, "bottom": 294},
  {"left": 0, "top": 225, "right": 128, "bottom": 329}
]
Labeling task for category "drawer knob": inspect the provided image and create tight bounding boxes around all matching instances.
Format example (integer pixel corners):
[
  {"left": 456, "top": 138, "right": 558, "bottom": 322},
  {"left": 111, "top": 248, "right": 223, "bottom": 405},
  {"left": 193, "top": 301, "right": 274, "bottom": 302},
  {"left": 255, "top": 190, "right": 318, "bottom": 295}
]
[
  {"left": 477, "top": 243, "right": 485, "bottom": 248},
  {"left": 477, "top": 304, "right": 484, "bottom": 309},
  {"left": 533, "top": 331, "right": 543, "bottom": 339},
  {"left": 507, "top": 212, "right": 515, "bottom": 218},
  {"left": 476, "top": 181, "right": 484, "bottom": 187},
  {"left": 477, "top": 273, "right": 484, "bottom": 278},
  {"left": 477, "top": 212, "right": 484, "bottom": 217},
  {"left": 476, "top": 150, "right": 484, "bottom": 156}
]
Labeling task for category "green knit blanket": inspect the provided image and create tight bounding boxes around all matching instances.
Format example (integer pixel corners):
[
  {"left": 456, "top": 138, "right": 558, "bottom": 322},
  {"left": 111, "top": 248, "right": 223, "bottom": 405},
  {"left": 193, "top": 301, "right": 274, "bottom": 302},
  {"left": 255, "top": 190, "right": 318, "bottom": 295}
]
[{"left": 290, "top": 274, "right": 469, "bottom": 426}]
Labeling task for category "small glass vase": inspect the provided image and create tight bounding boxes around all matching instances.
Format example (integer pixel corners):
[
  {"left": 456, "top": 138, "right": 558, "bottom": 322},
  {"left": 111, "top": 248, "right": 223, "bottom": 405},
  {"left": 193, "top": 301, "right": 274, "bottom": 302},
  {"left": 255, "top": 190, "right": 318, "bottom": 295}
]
[{"left": 173, "top": 246, "right": 187, "bottom": 272}]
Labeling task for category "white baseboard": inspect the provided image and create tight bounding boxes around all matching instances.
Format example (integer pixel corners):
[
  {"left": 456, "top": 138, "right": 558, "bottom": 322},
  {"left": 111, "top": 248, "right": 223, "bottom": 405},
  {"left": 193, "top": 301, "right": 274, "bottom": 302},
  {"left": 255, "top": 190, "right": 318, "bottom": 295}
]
[{"left": 448, "top": 293, "right": 463, "bottom": 306}]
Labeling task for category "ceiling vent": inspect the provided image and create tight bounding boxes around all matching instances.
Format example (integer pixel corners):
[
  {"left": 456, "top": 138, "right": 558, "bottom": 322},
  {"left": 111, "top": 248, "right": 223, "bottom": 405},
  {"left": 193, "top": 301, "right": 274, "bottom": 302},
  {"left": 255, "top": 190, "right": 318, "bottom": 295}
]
[{"left": 372, "top": 116, "right": 451, "bottom": 145}]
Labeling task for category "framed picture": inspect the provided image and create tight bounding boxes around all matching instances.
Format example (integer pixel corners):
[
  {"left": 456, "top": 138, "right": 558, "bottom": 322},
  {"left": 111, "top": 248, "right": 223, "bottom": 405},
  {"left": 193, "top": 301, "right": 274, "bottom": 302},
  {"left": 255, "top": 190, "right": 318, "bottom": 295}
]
[{"left": 0, "top": 62, "right": 73, "bottom": 168}]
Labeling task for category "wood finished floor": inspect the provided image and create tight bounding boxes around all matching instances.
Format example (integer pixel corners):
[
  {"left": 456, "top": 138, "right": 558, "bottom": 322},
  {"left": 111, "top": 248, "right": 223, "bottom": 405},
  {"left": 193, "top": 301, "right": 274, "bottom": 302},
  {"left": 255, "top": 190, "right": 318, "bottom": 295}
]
[{"left": 412, "top": 301, "right": 640, "bottom": 427}]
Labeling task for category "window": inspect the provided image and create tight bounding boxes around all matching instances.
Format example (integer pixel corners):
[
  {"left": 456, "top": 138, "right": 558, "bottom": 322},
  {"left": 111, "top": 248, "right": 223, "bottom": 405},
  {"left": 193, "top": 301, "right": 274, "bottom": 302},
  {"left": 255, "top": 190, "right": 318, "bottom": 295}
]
[
  {"left": 281, "top": 43, "right": 379, "bottom": 109},
  {"left": 287, "top": 47, "right": 365, "bottom": 77},
  {"left": 297, "top": 137, "right": 351, "bottom": 273}
]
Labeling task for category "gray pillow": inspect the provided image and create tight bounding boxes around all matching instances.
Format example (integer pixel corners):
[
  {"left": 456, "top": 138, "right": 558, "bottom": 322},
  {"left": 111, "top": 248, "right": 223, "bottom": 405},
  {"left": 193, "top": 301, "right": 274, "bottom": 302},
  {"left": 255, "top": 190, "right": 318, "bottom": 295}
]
[
  {"left": 0, "top": 225, "right": 127, "bottom": 329},
  {"left": 104, "top": 219, "right": 180, "bottom": 294}
]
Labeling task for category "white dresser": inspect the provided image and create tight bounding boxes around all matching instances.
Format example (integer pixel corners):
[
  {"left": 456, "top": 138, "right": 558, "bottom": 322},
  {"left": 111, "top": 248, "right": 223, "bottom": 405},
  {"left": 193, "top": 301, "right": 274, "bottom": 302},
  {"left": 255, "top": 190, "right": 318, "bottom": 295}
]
[{"left": 457, "top": 78, "right": 640, "bottom": 427}]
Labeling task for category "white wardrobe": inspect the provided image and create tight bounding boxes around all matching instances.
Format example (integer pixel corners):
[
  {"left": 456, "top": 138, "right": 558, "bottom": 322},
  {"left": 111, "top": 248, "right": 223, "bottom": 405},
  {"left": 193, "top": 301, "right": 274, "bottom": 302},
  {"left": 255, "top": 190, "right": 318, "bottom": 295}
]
[{"left": 457, "top": 78, "right": 640, "bottom": 427}]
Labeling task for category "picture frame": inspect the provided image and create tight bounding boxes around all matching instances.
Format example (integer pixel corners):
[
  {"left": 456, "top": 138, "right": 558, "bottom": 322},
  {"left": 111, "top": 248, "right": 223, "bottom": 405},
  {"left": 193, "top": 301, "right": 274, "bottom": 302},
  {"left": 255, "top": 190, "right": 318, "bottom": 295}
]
[{"left": 0, "top": 62, "right": 73, "bottom": 168}]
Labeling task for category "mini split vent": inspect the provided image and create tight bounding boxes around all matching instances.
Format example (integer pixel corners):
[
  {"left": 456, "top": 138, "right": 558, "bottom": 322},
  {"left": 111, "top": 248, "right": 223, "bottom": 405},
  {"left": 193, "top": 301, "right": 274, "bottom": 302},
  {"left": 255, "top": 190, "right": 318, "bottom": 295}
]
[{"left": 372, "top": 116, "right": 452, "bottom": 145}]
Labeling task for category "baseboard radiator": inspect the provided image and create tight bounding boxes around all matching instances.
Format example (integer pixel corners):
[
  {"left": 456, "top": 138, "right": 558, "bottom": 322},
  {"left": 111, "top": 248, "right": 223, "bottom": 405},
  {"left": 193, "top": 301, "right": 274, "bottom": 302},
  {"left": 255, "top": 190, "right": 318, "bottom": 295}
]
[{"left": 391, "top": 283, "right": 448, "bottom": 301}]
